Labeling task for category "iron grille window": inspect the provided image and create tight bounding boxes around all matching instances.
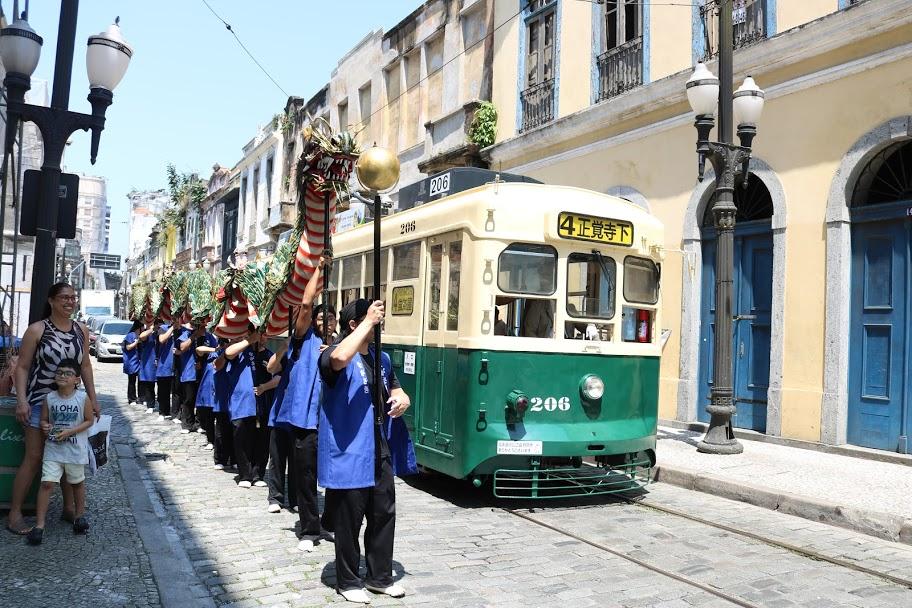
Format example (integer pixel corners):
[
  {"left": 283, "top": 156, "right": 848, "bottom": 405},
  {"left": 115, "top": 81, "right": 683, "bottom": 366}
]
[
  {"left": 700, "top": 0, "right": 766, "bottom": 61},
  {"left": 597, "top": 0, "right": 644, "bottom": 101},
  {"left": 522, "top": 0, "right": 556, "bottom": 131}
]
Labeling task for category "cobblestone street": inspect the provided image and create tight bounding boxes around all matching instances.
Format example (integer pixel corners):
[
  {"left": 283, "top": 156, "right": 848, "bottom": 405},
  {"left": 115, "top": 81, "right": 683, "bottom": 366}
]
[{"left": 5, "top": 362, "right": 912, "bottom": 607}]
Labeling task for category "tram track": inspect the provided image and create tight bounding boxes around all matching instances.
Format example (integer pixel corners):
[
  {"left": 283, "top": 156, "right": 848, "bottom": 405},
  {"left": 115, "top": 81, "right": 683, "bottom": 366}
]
[
  {"left": 503, "top": 506, "right": 764, "bottom": 608},
  {"left": 502, "top": 485, "right": 912, "bottom": 608}
]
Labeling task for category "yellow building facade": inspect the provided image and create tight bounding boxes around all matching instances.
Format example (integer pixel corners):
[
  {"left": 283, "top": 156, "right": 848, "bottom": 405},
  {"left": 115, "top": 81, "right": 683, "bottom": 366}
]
[{"left": 487, "top": 0, "right": 912, "bottom": 452}]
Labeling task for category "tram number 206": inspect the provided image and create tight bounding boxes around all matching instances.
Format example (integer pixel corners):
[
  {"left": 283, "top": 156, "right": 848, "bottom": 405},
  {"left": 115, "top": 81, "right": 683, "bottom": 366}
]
[{"left": 529, "top": 396, "right": 571, "bottom": 412}]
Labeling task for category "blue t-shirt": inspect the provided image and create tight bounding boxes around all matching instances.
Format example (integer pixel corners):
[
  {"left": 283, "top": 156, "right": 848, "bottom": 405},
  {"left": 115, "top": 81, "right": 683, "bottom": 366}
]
[
  {"left": 177, "top": 326, "right": 198, "bottom": 383},
  {"left": 122, "top": 331, "right": 140, "bottom": 375},
  {"left": 227, "top": 347, "right": 256, "bottom": 420},
  {"left": 196, "top": 350, "right": 220, "bottom": 409},
  {"left": 156, "top": 324, "right": 175, "bottom": 378},
  {"left": 271, "top": 330, "right": 323, "bottom": 431},
  {"left": 138, "top": 333, "right": 157, "bottom": 382}
]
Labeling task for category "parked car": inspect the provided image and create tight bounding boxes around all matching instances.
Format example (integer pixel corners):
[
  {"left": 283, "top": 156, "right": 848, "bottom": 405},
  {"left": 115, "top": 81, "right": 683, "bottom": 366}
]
[
  {"left": 86, "top": 315, "right": 114, "bottom": 356},
  {"left": 94, "top": 319, "right": 132, "bottom": 362}
]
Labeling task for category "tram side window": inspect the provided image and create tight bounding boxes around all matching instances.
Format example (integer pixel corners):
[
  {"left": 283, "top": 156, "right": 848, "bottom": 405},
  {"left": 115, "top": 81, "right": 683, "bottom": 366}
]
[
  {"left": 428, "top": 244, "right": 443, "bottom": 330},
  {"left": 497, "top": 243, "right": 557, "bottom": 338},
  {"left": 392, "top": 241, "right": 421, "bottom": 280},
  {"left": 447, "top": 241, "right": 462, "bottom": 331},
  {"left": 624, "top": 256, "right": 659, "bottom": 304},
  {"left": 340, "top": 256, "right": 361, "bottom": 307},
  {"left": 328, "top": 260, "right": 340, "bottom": 311},
  {"left": 364, "top": 248, "right": 389, "bottom": 301},
  {"left": 566, "top": 253, "right": 616, "bottom": 319}
]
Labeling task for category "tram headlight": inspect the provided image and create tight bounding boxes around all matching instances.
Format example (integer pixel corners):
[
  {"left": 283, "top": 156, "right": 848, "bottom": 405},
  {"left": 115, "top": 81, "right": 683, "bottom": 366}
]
[{"left": 580, "top": 375, "right": 605, "bottom": 400}]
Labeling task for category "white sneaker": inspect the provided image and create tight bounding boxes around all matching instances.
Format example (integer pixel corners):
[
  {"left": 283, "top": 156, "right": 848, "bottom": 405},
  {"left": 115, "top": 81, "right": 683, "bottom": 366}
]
[
  {"left": 213, "top": 464, "right": 224, "bottom": 470},
  {"left": 253, "top": 480, "right": 267, "bottom": 487},
  {"left": 339, "top": 588, "right": 371, "bottom": 604},
  {"left": 157, "top": 415, "right": 166, "bottom": 422},
  {"left": 297, "top": 539, "right": 315, "bottom": 552},
  {"left": 173, "top": 418, "right": 182, "bottom": 425},
  {"left": 203, "top": 443, "right": 214, "bottom": 450},
  {"left": 238, "top": 480, "right": 252, "bottom": 489},
  {"left": 365, "top": 583, "right": 405, "bottom": 598},
  {"left": 146, "top": 407, "right": 154, "bottom": 414},
  {"left": 180, "top": 429, "right": 190, "bottom": 434},
  {"left": 129, "top": 401, "right": 138, "bottom": 406},
  {"left": 196, "top": 428, "right": 205, "bottom": 434},
  {"left": 267, "top": 503, "right": 281, "bottom": 513}
]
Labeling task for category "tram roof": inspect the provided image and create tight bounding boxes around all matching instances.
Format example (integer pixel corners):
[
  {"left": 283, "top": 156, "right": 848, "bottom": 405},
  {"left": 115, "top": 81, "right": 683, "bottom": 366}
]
[{"left": 333, "top": 182, "right": 664, "bottom": 256}]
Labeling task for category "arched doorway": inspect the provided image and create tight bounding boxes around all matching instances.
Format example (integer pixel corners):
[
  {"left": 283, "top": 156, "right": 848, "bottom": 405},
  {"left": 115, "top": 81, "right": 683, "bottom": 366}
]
[
  {"left": 698, "top": 174, "right": 775, "bottom": 432},
  {"left": 847, "top": 141, "right": 912, "bottom": 452}
]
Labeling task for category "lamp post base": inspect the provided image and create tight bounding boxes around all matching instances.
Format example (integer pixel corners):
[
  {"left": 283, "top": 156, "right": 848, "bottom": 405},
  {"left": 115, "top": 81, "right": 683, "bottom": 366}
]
[{"left": 696, "top": 417, "right": 744, "bottom": 455}]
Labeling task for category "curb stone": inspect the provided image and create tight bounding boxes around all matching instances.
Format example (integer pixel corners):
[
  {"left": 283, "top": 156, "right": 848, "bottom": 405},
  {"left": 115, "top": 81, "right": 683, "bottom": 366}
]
[{"left": 653, "top": 463, "right": 912, "bottom": 546}]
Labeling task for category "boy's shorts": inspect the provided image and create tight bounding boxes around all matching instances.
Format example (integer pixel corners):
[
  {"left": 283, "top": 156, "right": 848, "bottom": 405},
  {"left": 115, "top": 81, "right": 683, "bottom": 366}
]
[{"left": 42, "top": 460, "right": 86, "bottom": 484}]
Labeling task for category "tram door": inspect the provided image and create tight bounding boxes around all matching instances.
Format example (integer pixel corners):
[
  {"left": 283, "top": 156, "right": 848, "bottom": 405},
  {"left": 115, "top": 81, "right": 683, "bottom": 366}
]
[
  {"left": 847, "top": 220, "right": 910, "bottom": 452},
  {"left": 698, "top": 222, "right": 773, "bottom": 432},
  {"left": 420, "top": 232, "right": 462, "bottom": 452}
]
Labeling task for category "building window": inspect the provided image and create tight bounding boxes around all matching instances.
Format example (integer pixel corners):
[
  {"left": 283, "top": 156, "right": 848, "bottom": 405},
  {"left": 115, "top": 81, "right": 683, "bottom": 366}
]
[
  {"left": 385, "top": 64, "right": 401, "bottom": 151},
  {"left": 597, "top": 0, "right": 643, "bottom": 102},
  {"left": 462, "top": 7, "right": 486, "bottom": 99},
  {"left": 266, "top": 155, "right": 274, "bottom": 208},
  {"left": 521, "top": 0, "right": 556, "bottom": 132},
  {"left": 239, "top": 177, "right": 247, "bottom": 234},
  {"left": 252, "top": 166, "right": 259, "bottom": 211},
  {"left": 359, "top": 83, "right": 372, "bottom": 145},
  {"left": 338, "top": 100, "right": 349, "bottom": 132},
  {"left": 425, "top": 35, "right": 445, "bottom": 120},
  {"left": 700, "top": 0, "right": 767, "bottom": 61},
  {"left": 404, "top": 50, "right": 422, "bottom": 146}
]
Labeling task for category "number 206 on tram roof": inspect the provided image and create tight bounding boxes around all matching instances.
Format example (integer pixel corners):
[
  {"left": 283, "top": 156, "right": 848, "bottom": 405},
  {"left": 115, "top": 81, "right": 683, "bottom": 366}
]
[{"left": 557, "top": 211, "right": 634, "bottom": 247}]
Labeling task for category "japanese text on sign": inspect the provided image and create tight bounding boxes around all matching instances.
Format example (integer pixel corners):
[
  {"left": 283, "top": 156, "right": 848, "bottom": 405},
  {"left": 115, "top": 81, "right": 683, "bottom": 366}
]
[{"left": 557, "top": 212, "right": 634, "bottom": 247}]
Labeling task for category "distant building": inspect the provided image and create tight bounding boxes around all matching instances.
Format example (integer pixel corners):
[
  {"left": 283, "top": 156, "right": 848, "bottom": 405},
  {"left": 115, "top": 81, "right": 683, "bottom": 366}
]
[
  {"left": 126, "top": 189, "right": 169, "bottom": 261},
  {"left": 74, "top": 174, "right": 109, "bottom": 289}
]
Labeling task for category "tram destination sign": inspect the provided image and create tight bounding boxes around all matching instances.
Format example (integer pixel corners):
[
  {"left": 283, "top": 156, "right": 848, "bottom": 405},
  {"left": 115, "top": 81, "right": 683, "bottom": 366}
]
[{"left": 557, "top": 211, "right": 634, "bottom": 247}]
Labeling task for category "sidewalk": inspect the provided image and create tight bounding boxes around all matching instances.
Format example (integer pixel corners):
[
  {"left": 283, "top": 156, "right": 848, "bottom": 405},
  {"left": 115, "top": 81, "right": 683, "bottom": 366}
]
[{"left": 653, "top": 425, "right": 912, "bottom": 545}]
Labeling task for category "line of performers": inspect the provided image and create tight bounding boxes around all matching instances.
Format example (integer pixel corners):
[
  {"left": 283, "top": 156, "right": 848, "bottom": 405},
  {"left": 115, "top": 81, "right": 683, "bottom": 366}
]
[{"left": 120, "top": 258, "right": 417, "bottom": 604}]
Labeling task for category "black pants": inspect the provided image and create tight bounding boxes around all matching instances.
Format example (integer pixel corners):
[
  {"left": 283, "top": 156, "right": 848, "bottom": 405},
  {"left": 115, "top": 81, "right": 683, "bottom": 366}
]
[
  {"left": 232, "top": 416, "right": 259, "bottom": 482},
  {"left": 138, "top": 380, "right": 155, "bottom": 409},
  {"left": 325, "top": 456, "right": 396, "bottom": 592},
  {"left": 198, "top": 407, "right": 215, "bottom": 445},
  {"left": 213, "top": 411, "right": 235, "bottom": 467},
  {"left": 156, "top": 377, "right": 173, "bottom": 416},
  {"left": 291, "top": 428, "right": 319, "bottom": 538},
  {"left": 127, "top": 373, "right": 138, "bottom": 404},
  {"left": 254, "top": 394, "right": 273, "bottom": 483},
  {"left": 266, "top": 426, "right": 296, "bottom": 508},
  {"left": 180, "top": 381, "right": 199, "bottom": 431}
]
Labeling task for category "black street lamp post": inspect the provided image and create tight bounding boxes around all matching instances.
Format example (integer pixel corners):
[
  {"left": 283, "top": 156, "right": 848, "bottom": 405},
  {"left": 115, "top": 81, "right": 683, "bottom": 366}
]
[
  {"left": 685, "top": 0, "right": 765, "bottom": 454},
  {"left": 0, "top": 1, "right": 132, "bottom": 324}
]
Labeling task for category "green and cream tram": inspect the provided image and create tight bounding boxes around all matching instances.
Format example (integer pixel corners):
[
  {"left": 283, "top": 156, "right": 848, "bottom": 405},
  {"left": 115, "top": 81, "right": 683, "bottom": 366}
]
[{"left": 326, "top": 170, "right": 664, "bottom": 498}]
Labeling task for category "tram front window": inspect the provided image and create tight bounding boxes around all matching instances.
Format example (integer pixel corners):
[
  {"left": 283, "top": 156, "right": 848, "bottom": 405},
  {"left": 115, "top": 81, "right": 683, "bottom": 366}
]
[
  {"left": 497, "top": 243, "right": 557, "bottom": 338},
  {"left": 566, "top": 252, "right": 616, "bottom": 319}
]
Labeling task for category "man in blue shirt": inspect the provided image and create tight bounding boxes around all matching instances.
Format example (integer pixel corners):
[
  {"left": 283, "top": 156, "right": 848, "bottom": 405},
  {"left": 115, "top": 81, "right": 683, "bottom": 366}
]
[
  {"left": 175, "top": 321, "right": 205, "bottom": 434},
  {"left": 155, "top": 320, "right": 177, "bottom": 421}
]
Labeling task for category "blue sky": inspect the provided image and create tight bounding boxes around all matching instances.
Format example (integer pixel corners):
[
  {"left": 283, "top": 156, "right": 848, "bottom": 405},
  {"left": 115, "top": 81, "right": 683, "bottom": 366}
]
[{"left": 18, "top": 0, "right": 422, "bottom": 260}]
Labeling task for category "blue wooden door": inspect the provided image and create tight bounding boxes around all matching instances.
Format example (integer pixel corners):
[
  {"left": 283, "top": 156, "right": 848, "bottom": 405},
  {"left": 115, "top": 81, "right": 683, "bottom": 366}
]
[
  {"left": 698, "top": 222, "right": 772, "bottom": 432},
  {"left": 847, "top": 220, "right": 909, "bottom": 451}
]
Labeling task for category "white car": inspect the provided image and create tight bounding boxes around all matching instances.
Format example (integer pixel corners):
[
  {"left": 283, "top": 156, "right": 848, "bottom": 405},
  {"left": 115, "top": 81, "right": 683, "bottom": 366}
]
[{"left": 94, "top": 319, "right": 133, "bottom": 362}]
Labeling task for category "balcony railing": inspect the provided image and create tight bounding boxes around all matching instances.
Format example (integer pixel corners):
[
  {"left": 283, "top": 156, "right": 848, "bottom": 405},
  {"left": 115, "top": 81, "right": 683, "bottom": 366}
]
[
  {"left": 267, "top": 201, "right": 296, "bottom": 233},
  {"left": 597, "top": 38, "right": 644, "bottom": 102},
  {"left": 520, "top": 80, "right": 555, "bottom": 132},
  {"left": 701, "top": 0, "right": 766, "bottom": 61}
]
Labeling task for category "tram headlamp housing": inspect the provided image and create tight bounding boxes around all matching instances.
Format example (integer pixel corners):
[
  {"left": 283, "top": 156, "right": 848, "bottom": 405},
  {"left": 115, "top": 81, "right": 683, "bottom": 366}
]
[{"left": 580, "top": 375, "right": 605, "bottom": 401}]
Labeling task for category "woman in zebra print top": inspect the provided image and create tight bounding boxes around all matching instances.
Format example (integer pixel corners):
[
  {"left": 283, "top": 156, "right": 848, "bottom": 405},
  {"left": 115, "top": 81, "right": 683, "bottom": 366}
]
[{"left": 5, "top": 282, "right": 98, "bottom": 535}]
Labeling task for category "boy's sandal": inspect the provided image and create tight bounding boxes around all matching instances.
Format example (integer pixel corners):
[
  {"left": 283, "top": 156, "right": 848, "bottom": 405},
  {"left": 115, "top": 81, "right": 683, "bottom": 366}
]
[{"left": 6, "top": 521, "right": 32, "bottom": 536}]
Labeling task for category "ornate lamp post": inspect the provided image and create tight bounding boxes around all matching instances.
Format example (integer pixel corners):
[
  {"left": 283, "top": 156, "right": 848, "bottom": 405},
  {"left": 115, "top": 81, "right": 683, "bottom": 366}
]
[
  {"left": 685, "top": 0, "right": 764, "bottom": 455},
  {"left": 0, "top": 1, "right": 133, "bottom": 324},
  {"left": 355, "top": 145, "right": 400, "bottom": 412}
]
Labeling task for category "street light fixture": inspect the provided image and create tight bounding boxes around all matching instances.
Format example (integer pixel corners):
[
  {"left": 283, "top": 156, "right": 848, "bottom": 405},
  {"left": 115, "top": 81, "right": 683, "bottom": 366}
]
[
  {"left": 685, "top": 0, "right": 764, "bottom": 455},
  {"left": 355, "top": 144, "right": 400, "bottom": 417},
  {"left": 0, "top": 2, "right": 133, "bottom": 325}
]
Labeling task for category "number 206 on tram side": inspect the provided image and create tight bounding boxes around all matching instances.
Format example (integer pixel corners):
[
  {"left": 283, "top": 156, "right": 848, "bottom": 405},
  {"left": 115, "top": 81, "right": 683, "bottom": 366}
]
[{"left": 327, "top": 169, "right": 664, "bottom": 498}]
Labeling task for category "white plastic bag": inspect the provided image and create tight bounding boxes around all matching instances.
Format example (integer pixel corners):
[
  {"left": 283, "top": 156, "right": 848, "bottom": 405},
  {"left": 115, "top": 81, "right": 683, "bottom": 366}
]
[{"left": 87, "top": 414, "right": 112, "bottom": 470}]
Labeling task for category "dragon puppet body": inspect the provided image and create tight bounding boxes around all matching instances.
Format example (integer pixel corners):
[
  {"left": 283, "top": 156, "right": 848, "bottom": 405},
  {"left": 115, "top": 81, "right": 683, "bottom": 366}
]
[{"left": 212, "top": 122, "right": 359, "bottom": 339}]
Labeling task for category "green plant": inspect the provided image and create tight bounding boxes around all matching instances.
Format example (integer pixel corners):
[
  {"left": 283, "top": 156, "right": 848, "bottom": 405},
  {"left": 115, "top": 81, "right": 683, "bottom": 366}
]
[
  {"left": 468, "top": 101, "right": 497, "bottom": 148},
  {"left": 273, "top": 110, "right": 295, "bottom": 135}
]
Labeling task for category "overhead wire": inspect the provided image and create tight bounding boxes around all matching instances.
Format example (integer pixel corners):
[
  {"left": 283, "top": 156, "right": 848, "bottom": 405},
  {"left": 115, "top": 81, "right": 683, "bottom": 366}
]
[{"left": 199, "top": 0, "right": 290, "bottom": 98}]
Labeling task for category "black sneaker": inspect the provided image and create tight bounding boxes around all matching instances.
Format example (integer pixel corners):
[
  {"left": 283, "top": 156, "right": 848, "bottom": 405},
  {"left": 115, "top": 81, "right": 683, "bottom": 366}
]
[
  {"left": 26, "top": 527, "right": 43, "bottom": 545},
  {"left": 73, "top": 517, "right": 89, "bottom": 534}
]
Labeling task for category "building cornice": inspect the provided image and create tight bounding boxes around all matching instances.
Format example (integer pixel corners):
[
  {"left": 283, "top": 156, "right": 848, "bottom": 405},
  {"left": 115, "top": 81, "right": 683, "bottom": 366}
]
[{"left": 487, "top": 0, "right": 912, "bottom": 168}]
